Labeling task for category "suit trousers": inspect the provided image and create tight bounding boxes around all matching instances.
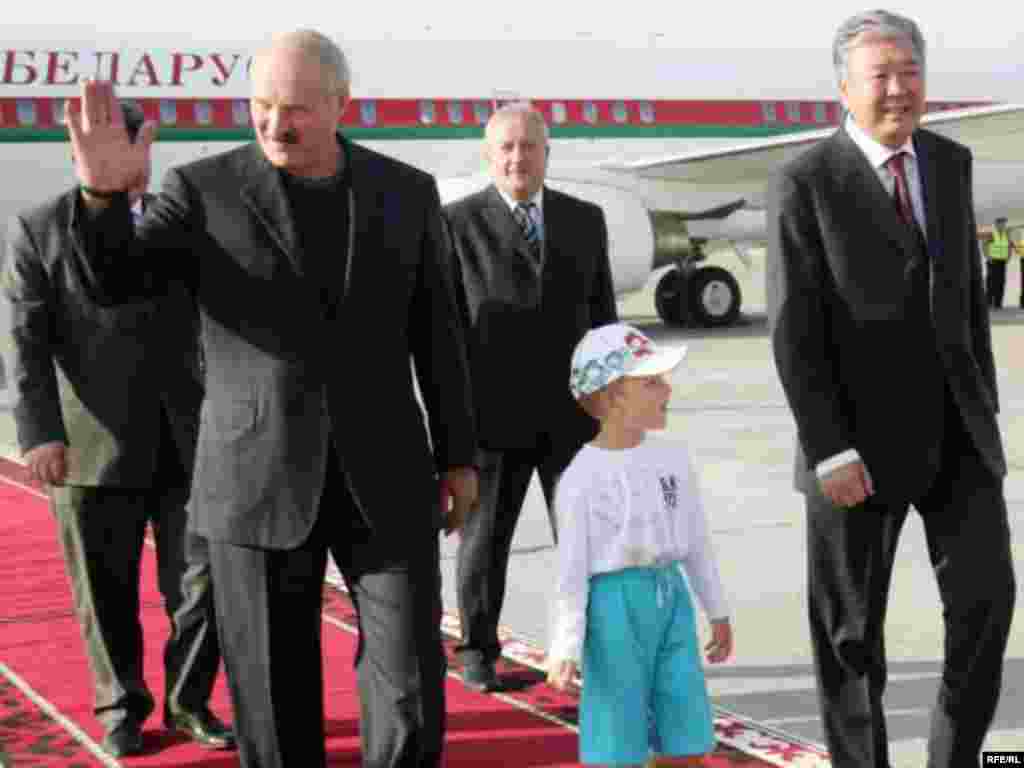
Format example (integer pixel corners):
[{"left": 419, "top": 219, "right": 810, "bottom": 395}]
[
  {"left": 51, "top": 482, "right": 220, "bottom": 729},
  {"left": 805, "top": 399, "right": 1015, "bottom": 768},
  {"left": 207, "top": 452, "right": 446, "bottom": 768},
  {"left": 455, "top": 438, "right": 568, "bottom": 666},
  {"left": 986, "top": 260, "right": 1008, "bottom": 308}
]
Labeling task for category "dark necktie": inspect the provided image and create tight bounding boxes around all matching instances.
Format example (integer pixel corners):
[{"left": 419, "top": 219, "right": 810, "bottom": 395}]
[
  {"left": 513, "top": 202, "right": 541, "bottom": 265},
  {"left": 886, "top": 152, "right": 917, "bottom": 231}
]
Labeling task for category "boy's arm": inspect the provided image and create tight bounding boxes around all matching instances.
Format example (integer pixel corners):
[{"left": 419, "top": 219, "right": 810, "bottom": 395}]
[
  {"left": 547, "top": 479, "right": 591, "bottom": 672},
  {"left": 679, "top": 455, "right": 730, "bottom": 622}
]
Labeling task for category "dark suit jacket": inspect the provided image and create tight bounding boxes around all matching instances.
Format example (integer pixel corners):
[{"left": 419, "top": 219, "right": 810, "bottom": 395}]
[
  {"left": 443, "top": 184, "right": 617, "bottom": 454},
  {"left": 71, "top": 138, "right": 477, "bottom": 549},
  {"left": 767, "top": 126, "right": 1005, "bottom": 501},
  {"left": 3, "top": 190, "right": 201, "bottom": 486}
]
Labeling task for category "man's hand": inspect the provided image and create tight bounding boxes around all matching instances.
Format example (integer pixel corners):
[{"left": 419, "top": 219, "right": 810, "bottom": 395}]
[
  {"left": 65, "top": 80, "right": 154, "bottom": 204},
  {"left": 546, "top": 658, "right": 578, "bottom": 691},
  {"left": 440, "top": 466, "right": 479, "bottom": 536},
  {"left": 24, "top": 442, "right": 68, "bottom": 487},
  {"left": 819, "top": 460, "right": 874, "bottom": 508},
  {"left": 705, "top": 619, "right": 734, "bottom": 664}
]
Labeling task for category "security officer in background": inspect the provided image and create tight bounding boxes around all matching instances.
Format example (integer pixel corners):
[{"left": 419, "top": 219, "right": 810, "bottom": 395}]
[{"left": 985, "top": 216, "right": 1017, "bottom": 308}]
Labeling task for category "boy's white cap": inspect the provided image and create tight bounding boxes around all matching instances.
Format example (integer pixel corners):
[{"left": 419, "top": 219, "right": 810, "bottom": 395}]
[{"left": 569, "top": 323, "right": 687, "bottom": 399}]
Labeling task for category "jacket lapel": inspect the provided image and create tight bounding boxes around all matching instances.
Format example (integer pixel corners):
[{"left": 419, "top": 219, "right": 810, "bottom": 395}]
[
  {"left": 914, "top": 132, "right": 945, "bottom": 317},
  {"left": 341, "top": 139, "right": 372, "bottom": 308},
  {"left": 483, "top": 185, "right": 540, "bottom": 273},
  {"left": 834, "top": 128, "right": 920, "bottom": 260},
  {"left": 914, "top": 132, "right": 942, "bottom": 261},
  {"left": 239, "top": 146, "right": 304, "bottom": 275}
]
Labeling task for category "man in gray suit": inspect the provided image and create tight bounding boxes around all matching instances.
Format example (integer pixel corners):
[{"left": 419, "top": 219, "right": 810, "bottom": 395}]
[
  {"left": 768, "top": 10, "right": 1015, "bottom": 767},
  {"left": 443, "top": 104, "right": 617, "bottom": 691},
  {"left": 2, "top": 102, "right": 232, "bottom": 757},
  {"left": 64, "top": 31, "right": 479, "bottom": 768}
]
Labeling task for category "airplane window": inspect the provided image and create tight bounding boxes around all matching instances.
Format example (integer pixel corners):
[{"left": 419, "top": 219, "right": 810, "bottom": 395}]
[
  {"left": 761, "top": 102, "right": 779, "bottom": 124},
  {"left": 448, "top": 101, "right": 464, "bottom": 125},
  {"left": 814, "top": 102, "right": 827, "bottom": 124},
  {"left": 360, "top": 100, "right": 377, "bottom": 126},
  {"left": 195, "top": 101, "right": 212, "bottom": 126},
  {"left": 551, "top": 102, "right": 567, "bottom": 124},
  {"left": 52, "top": 99, "right": 66, "bottom": 125},
  {"left": 419, "top": 100, "right": 435, "bottom": 125},
  {"left": 639, "top": 101, "right": 655, "bottom": 124},
  {"left": 785, "top": 102, "right": 801, "bottom": 122},
  {"left": 474, "top": 101, "right": 491, "bottom": 125},
  {"left": 160, "top": 100, "right": 177, "bottom": 125},
  {"left": 612, "top": 101, "right": 628, "bottom": 124},
  {"left": 16, "top": 100, "right": 36, "bottom": 127},
  {"left": 232, "top": 100, "right": 249, "bottom": 126},
  {"left": 583, "top": 101, "right": 598, "bottom": 124}
]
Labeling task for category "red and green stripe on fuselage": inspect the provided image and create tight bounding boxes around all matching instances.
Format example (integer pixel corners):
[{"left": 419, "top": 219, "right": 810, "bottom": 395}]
[{"left": 0, "top": 96, "right": 987, "bottom": 142}]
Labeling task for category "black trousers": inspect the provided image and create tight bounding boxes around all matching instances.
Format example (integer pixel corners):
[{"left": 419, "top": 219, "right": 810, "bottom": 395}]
[
  {"left": 805, "top": 405, "right": 1015, "bottom": 767},
  {"left": 51, "top": 479, "right": 220, "bottom": 729},
  {"left": 986, "top": 260, "right": 1007, "bottom": 307},
  {"left": 455, "top": 436, "right": 569, "bottom": 667},
  {"left": 208, "top": 451, "right": 446, "bottom": 768}
]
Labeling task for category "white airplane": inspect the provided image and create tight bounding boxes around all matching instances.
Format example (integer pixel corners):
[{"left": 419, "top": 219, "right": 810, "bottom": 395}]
[{"left": 2, "top": 40, "right": 1024, "bottom": 327}]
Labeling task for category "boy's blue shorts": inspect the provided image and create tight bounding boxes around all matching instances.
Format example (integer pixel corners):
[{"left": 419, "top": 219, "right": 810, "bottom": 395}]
[{"left": 580, "top": 564, "right": 714, "bottom": 765}]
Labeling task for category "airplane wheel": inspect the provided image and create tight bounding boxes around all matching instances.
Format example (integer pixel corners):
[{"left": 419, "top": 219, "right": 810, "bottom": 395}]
[
  {"left": 688, "top": 266, "right": 741, "bottom": 327},
  {"left": 654, "top": 269, "right": 689, "bottom": 326}
]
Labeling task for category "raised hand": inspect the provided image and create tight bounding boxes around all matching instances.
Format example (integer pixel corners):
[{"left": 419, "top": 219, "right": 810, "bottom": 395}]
[{"left": 65, "top": 80, "right": 155, "bottom": 198}]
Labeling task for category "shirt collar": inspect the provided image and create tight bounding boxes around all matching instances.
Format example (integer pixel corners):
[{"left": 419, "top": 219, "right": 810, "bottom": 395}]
[
  {"left": 497, "top": 186, "right": 544, "bottom": 216},
  {"left": 845, "top": 114, "right": 916, "bottom": 171}
]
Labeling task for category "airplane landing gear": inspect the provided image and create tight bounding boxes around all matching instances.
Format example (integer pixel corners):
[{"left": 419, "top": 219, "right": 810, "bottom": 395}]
[
  {"left": 654, "top": 265, "right": 742, "bottom": 328},
  {"left": 654, "top": 269, "right": 688, "bottom": 326}
]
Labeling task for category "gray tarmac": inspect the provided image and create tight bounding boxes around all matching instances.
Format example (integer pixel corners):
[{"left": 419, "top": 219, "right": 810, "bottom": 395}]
[
  {"left": 0, "top": 250, "right": 1020, "bottom": 767},
  {"left": 438, "top": 251, "right": 1024, "bottom": 767}
]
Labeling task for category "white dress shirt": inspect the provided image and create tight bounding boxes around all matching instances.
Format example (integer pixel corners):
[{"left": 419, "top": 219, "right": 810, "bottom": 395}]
[
  {"left": 816, "top": 117, "right": 929, "bottom": 479},
  {"left": 548, "top": 436, "right": 729, "bottom": 664}
]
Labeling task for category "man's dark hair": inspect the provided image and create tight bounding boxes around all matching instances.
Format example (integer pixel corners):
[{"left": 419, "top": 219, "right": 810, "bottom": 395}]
[{"left": 120, "top": 101, "right": 144, "bottom": 143}]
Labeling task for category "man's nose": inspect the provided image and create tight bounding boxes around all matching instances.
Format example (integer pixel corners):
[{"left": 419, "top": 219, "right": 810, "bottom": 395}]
[
  {"left": 266, "top": 108, "right": 287, "bottom": 135},
  {"left": 886, "top": 74, "right": 908, "bottom": 96}
]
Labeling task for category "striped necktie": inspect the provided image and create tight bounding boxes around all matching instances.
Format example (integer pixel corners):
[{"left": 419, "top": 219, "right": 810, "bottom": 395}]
[
  {"left": 886, "top": 152, "right": 917, "bottom": 231},
  {"left": 513, "top": 202, "right": 541, "bottom": 265}
]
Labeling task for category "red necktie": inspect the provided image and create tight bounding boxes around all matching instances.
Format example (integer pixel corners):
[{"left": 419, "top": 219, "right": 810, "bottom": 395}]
[{"left": 886, "top": 152, "right": 917, "bottom": 231}]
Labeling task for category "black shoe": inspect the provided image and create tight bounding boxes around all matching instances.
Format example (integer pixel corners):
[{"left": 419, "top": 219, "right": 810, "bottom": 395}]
[
  {"left": 102, "top": 716, "right": 144, "bottom": 757},
  {"left": 165, "top": 707, "right": 236, "bottom": 750},
  {"left": 461, "top": 661, "right": 499, "bottom": 692}
]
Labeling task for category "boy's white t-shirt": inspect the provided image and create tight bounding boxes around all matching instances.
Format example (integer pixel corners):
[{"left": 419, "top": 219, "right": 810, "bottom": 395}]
[{"left": 548, "top": 435, "right": 729, "bottom": 664}]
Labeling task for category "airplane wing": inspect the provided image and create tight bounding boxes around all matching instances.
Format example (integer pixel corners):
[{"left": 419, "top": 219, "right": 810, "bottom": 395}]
[{"left": 597, "top": 103, "right": 1024, "bottom": 186}]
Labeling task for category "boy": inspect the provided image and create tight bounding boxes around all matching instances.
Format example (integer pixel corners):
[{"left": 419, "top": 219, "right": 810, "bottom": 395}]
[{"left": 547, "top": 323, "right": 733, "bottom": 767}]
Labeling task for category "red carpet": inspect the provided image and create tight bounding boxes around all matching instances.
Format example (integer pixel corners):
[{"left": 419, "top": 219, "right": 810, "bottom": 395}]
[
  {"left": 0, "top": 458, "right": 795, "bottom": 767},
  {"left": 0, "top": 463, "right": 579, "bottom": 767}
]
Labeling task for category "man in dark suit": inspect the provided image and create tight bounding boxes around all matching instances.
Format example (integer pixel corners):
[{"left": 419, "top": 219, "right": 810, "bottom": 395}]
[
  {"left": 443, "top": 103, "right": 617, "bottom": 691},
  {"left": 64, "top": 31, "right": 478, "bottom": 768},
  {"left": 2, "top": 102, "right": 232, "bottom": 757},
  {"left": 767, "top": 10, "right": 1015, "bottom": 767}
]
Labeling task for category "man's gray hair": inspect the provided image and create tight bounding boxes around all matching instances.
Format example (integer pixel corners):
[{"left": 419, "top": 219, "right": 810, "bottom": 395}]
[
  {"left": 255, "top": 29, "right": 351, "bottom": 95},
  {"left": 486, "top": 102, "right": 550, "bottom": 143},
  {"left": 833, "top": 10, "right": 926, "bottom": 84}
]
